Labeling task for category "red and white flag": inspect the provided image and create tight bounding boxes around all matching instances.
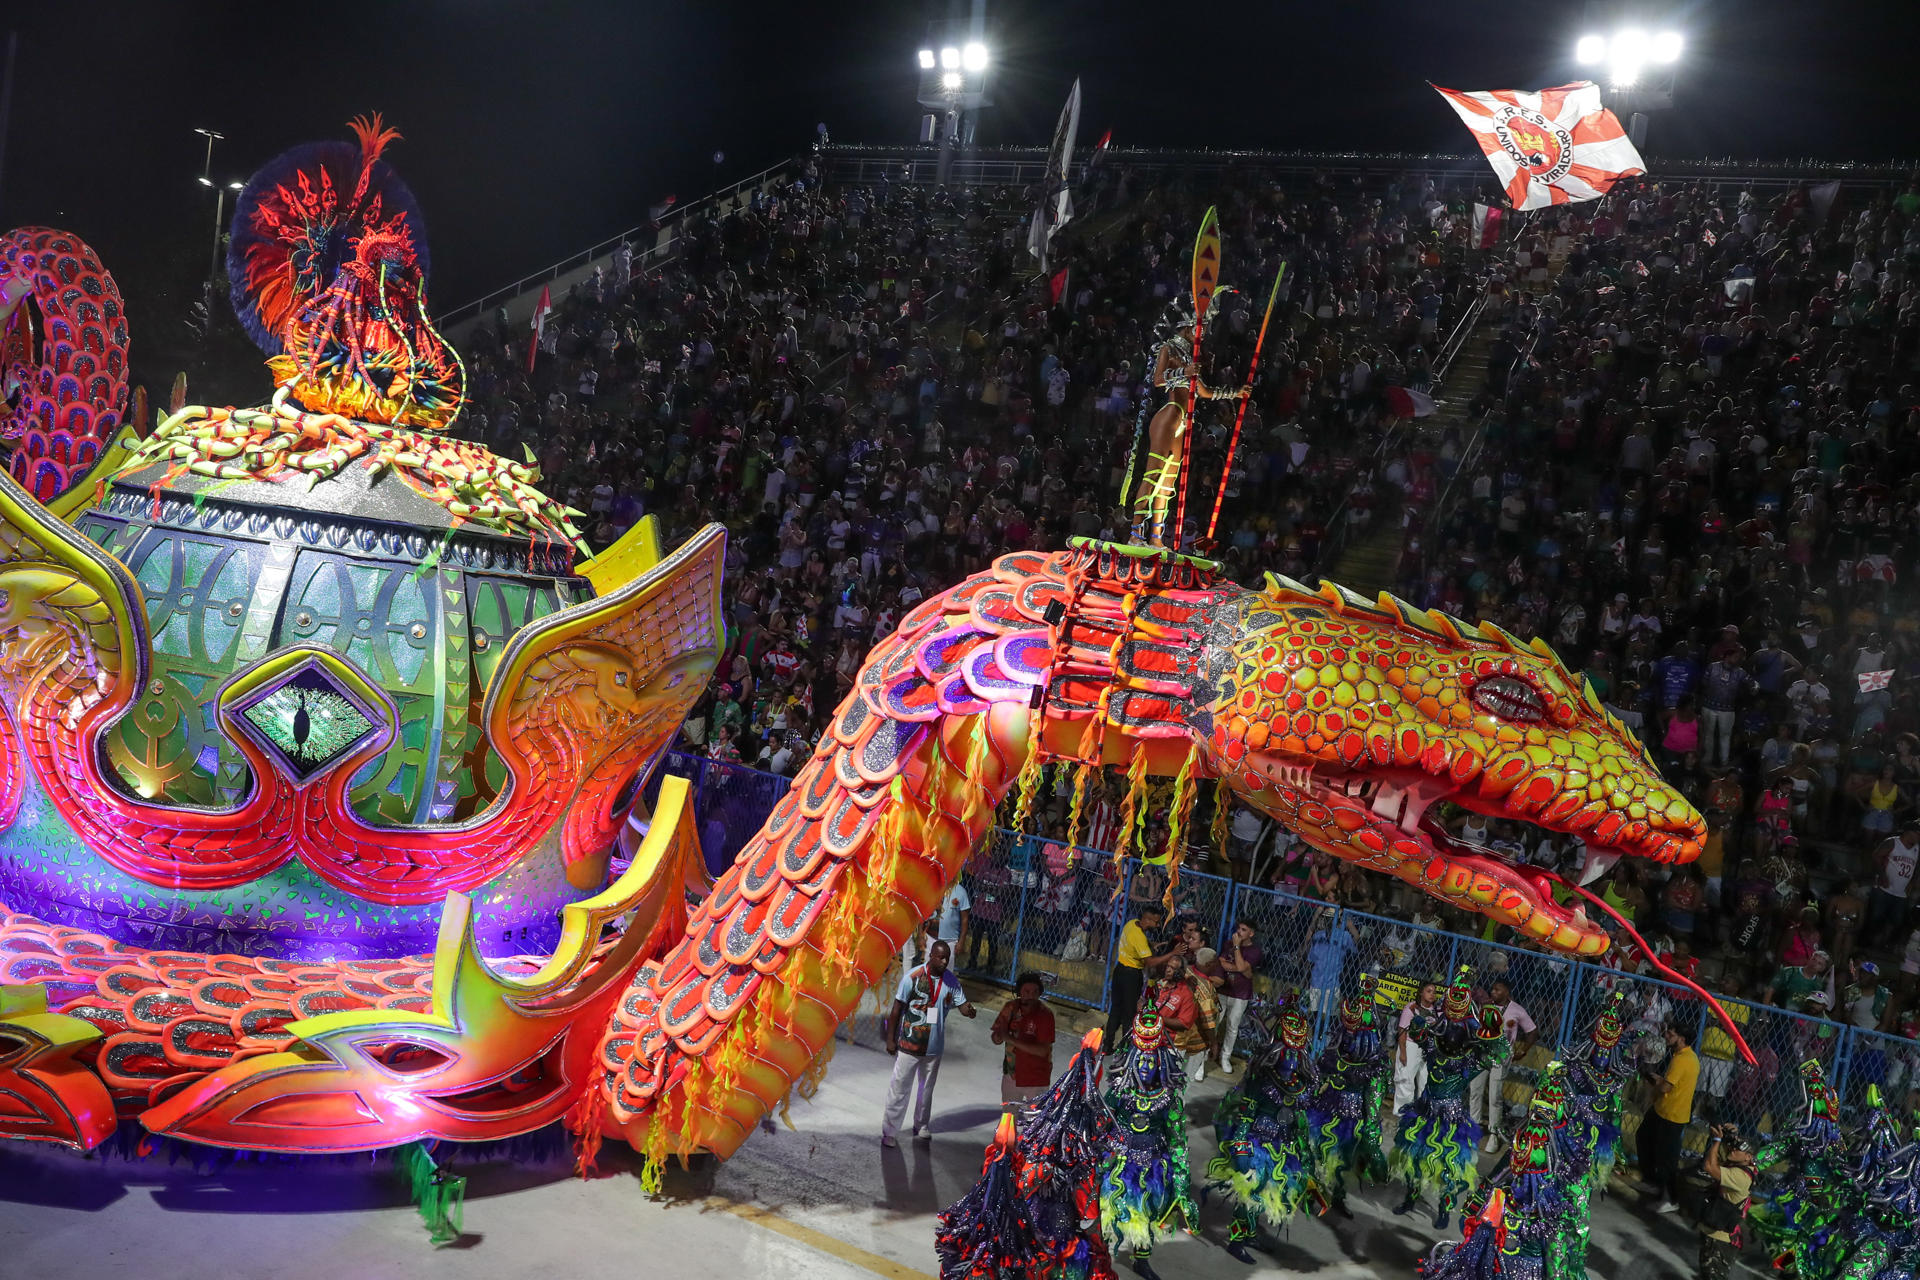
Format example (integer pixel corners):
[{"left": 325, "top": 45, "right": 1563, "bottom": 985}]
[
  {"left": 1385, "top": 386, "right": 1437, "bottom": 419},
  {"left": 526, "top": 284, "right": 552, "bottom": 374},
  {"left": 1470, "top": 202, "right": 1503, "bottom": 249},
  {"left": 1861, "top": 670, "right": 1894, "bottom": 693},
  {"left": 1432, "top": 81, "right": 1645, "bottom": 211}
]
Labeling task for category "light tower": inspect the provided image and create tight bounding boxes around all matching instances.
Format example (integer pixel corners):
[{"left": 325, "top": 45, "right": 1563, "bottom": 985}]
[
  {"left": 1575, "top": 11, "right": 1683, "bottom": 151},
  {"left": 915, "top": 8, "right": 992, "bottom": 185}
]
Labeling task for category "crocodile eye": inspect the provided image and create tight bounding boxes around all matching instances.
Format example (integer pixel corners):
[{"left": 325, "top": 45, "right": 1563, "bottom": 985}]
[{"left": 1471, "top": 675, "right": 1547, "bottom": 723}]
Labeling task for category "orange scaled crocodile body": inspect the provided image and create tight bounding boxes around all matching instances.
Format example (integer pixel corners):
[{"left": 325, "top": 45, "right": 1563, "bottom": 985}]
[{"left": 592, "top": 542, "right": 1703, "bottom": 1162}]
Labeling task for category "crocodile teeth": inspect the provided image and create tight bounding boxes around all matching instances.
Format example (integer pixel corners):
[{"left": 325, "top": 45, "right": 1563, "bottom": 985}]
[
  {"left": 1272, "top": 764, "right": 1315, "bottom": 791},
  {"left": 1580, "top": 850, "right": 1622, "bottom": 887}
]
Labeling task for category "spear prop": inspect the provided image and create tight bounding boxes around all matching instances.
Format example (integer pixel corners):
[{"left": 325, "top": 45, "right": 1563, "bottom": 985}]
[
  {"left": 1169, "top": 207, "right": 1220, "bottom": 548},
  {"left": 1205, "top": 263, "right": 1284, "bottom": 543}
]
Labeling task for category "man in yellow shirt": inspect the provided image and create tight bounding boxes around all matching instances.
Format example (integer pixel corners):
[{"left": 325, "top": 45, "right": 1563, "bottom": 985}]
[
  {"left": 1104, "top": 903, "right": 1173, "bottom": 1052},
  {"left": 1637, "top": 1020, "right": 1700, "bottom": 1214}
]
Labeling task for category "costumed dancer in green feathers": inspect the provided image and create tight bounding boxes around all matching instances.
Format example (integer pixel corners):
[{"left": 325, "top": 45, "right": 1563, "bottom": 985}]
[
  {"left": 1100, "top": 1010, "right": 1198, "bottom": 1280},
  {"left": 1750, "top": 1058, "right": 1849, "bottom": 1277},
  {"left": 1559, "top": 991, "right": 1635, "bottom": 1189},
  {"left": 1307, "top": 973, "right": 1391, "bottom": 1218},
  {"left": 1392, "top": 967, "right": 1511, "bottom": 1231},
  {"left": 1822, "top": 1086, "right": 1920, "bottom": 1280},
  {"left": 1205, "top": 996, "right": 1323, "bottom": 1264},
  {"left": 1426, "top": 1087, "right": 1571, "bottom": 1280},
  {"left": 1556, "top": 995, "right": 1636, "bottom": 1278}
]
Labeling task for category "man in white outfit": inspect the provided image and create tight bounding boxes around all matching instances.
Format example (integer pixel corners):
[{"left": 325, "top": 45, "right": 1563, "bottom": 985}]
[
  {"left": 881, "top": 940, "right": 976, "bottom": 1146},
  {"left": 1393, "top": 981, "right": 1440, "bottom": 1112}
]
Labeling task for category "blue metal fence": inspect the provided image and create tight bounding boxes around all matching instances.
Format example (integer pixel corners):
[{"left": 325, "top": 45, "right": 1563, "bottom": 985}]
[
  {"left": 655, "top": 754, "right": 1909, "bottom": 1150},
  {"left": 656, "top": 750, "right": 793, "bottom": 874}
]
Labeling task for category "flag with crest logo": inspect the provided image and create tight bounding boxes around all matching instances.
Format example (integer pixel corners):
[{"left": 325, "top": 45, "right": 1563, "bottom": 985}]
[{"left": 1432, "top": 81, "right": 1644, "bottom": 211}]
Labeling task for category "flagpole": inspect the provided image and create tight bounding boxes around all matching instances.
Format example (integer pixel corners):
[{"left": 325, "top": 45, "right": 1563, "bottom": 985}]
[
  {"left": 1204, "top": 265, "right": 1284, "bottom": 544},
  {"left": 1170, "top": 207, "right": 1219, "bottom": 549}
]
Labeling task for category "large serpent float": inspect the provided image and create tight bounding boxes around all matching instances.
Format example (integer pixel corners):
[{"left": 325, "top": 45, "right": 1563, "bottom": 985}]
[{"left": 0, "top": 119, "right": 1714, "bottom": 1171}]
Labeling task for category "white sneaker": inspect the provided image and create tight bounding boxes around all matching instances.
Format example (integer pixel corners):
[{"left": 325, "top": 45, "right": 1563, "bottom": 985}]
[
  {"left": 1653, "top": 1200, "right": 1680, "bottom": 1215},
  {"left": 880, "top": 1134, "right": 898, "bottom": 1148}
]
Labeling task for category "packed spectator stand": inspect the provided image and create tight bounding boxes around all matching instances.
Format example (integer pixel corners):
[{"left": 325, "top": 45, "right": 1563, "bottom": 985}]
[{"left": 455, "top": 145, "right": 1920, "bottom": 1148}]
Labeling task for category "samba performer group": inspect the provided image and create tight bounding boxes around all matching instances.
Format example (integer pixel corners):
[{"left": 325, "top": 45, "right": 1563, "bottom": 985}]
[
  {"left": 933, "top": 966, "right": 1509, "bottom": 1280},
  {"left": 938, "top": 956, "right": 1920, "bottom": 1280}
]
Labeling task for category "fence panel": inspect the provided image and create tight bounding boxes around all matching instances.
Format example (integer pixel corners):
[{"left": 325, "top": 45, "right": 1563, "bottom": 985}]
[
  {"left": 1835, "top": 1026, "right": 1920, "bottom": 1116},
  {"left": 959, "top": 831, "right": 1126, "bottom": 1009}
]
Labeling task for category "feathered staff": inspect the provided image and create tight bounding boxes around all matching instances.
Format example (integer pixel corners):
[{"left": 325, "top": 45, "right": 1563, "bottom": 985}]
[
  {"left": 1205, "top": 264, "right": 1284, "bottom": 543},
  {"left": 1169, "top": 207, "right": 1219, "bottom": 548}
]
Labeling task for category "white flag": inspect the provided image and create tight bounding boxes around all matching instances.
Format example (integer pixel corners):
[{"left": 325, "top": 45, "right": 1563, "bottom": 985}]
[{"left": 1027, "top": 78, "right": 1082, "bottom": 269}]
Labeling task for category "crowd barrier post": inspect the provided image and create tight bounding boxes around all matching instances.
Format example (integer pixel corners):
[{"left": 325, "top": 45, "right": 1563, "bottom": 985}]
[
  {"left": 1102, "top": 859, "right": 1138, "bottom": 1014},
  {"left": 1557, "top": 963, "right": 1585, "bottom": 1051},
  {"left": 1007, "top": 840, "right": 1032, "bottom": 985}
]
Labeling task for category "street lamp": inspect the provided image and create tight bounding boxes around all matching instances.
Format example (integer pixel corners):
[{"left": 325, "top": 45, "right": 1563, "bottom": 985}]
[
  {"left": 201, "top": 177, "right": 245, "bottom": 285},
  {"left": 193, "top": 127, "right": 224, "bottom": 184}
]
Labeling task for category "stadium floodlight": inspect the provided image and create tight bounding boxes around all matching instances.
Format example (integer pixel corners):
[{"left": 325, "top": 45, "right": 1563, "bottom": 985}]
[
  {"left": 228, "top": 180, "right": 245, "bottom": 190},
  {"left": 197, "top": 176, "right": 214, "bottom": 188},
  {"left": 1578, "top": 27, "right": 1682, "bottom": 89},
  {"left": 939, "top": 46, "right": 960, "bottom": 69},
  {"left": 962, "top": 42, "right": 987, "bottom": 72},
  {"left": 941, "top": 72, "right": 963, "bottom": 91},
  {"left": 918, "top": 48, "right": 935, "bottom": 69}
]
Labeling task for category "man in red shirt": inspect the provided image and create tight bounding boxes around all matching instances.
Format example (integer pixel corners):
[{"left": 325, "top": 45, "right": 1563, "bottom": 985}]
[{"left": 991, "top": 972, "right": 1057, "bottom": 1109}]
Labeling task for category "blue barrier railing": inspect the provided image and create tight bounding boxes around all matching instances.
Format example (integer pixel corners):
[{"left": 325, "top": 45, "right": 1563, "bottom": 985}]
[{"left": 652, "top": 753, "right": 1903, "bottom": 1143}]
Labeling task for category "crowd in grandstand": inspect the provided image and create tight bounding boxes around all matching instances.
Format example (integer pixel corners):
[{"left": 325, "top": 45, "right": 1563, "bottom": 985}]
[{"left": 456, "top": 154, "right": 1920, "bottom": 1079}]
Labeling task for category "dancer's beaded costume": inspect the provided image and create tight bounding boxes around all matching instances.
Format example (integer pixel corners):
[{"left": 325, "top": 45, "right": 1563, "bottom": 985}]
[
  {"left": 1308, "top": 974, "right": 1391, "bottom": 1213},
  {"left": 1825, "top": 1089, "right": 1920, "bottom": 1280},
  {"left": 1428, "top": 1091, "right": 1569, "bottom": 1280},
  {"left": 1559, "top": 993, "right": 1634, "bottom": 1191},
  {"left": 1100, "top": 1012, "right": 1197, "bottom": 1275},
  {"left": 1393, "top": 969, "right": 1512, "bottom": 1229},
  {"left": 1753, "top": 1059, "right": 1849, "bottom": 1276},
  {"left": 1420, "top": 1190, "right": 1512, "bottom": 1280},
  {"left": 937, "top": 1029, "right": 1117, "bottom": 1280},
  {"left": 1206, "top": 998, "right": 1323, "bottom": 1250}
]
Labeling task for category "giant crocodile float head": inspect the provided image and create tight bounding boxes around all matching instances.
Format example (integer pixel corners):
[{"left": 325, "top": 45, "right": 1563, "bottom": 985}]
[{"left": 1200, "top": 575, "right": 1701, "bottom": 956}]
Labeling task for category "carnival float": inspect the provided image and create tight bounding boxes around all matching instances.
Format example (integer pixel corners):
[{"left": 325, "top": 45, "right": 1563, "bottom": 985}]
[{"left": 0, "top": 114, "right": 1783, "bottom": 1260}]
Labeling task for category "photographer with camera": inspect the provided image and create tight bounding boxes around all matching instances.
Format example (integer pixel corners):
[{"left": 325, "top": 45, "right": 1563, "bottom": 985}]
[{"left": 1697, "top": 1123, "right": 1755, "bottom": 1280}]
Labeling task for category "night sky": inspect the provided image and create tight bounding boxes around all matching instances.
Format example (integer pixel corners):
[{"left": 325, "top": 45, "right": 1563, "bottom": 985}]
[{"left": 2, "top": 0, "right": 1914, "bottom": 352}]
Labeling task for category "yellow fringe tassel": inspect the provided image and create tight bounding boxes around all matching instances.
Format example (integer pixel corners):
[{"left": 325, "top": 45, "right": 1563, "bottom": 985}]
[
  {"left": 639, "top": 1107, "right": 669, "bottom": 1194},
  {"left": 1114, "top": 747, "right": 1150, "bottom": 864},
  {"left": 957, "top": 717, "right": 991, "bottom": 835},
  {"left": 1010, "top": 737, "right": 1045, "bottom": 834},
  {"left": 1209, "top": 780, "right": 1232, "bottom": 869},
  {"left": 1065, "top": 759, "right": 1094, "bottom": 851},
  {"left": 1163, "top": 744, "right": 1201, "bottom": 907},
  {"left": 795, "top": 1034, "right": 837, "bottom": 1102}
]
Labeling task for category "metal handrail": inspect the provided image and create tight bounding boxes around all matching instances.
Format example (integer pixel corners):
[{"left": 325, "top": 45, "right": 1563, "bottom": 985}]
[
  {"left": 438, "top": 154, "right": 802, "bottom": 329},
  {"left": 1309, "top": 275, "right": 1491, "bottom": 578},
  {"left": 822, "top": 141, "right": 1920, "bottom": 180}
]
